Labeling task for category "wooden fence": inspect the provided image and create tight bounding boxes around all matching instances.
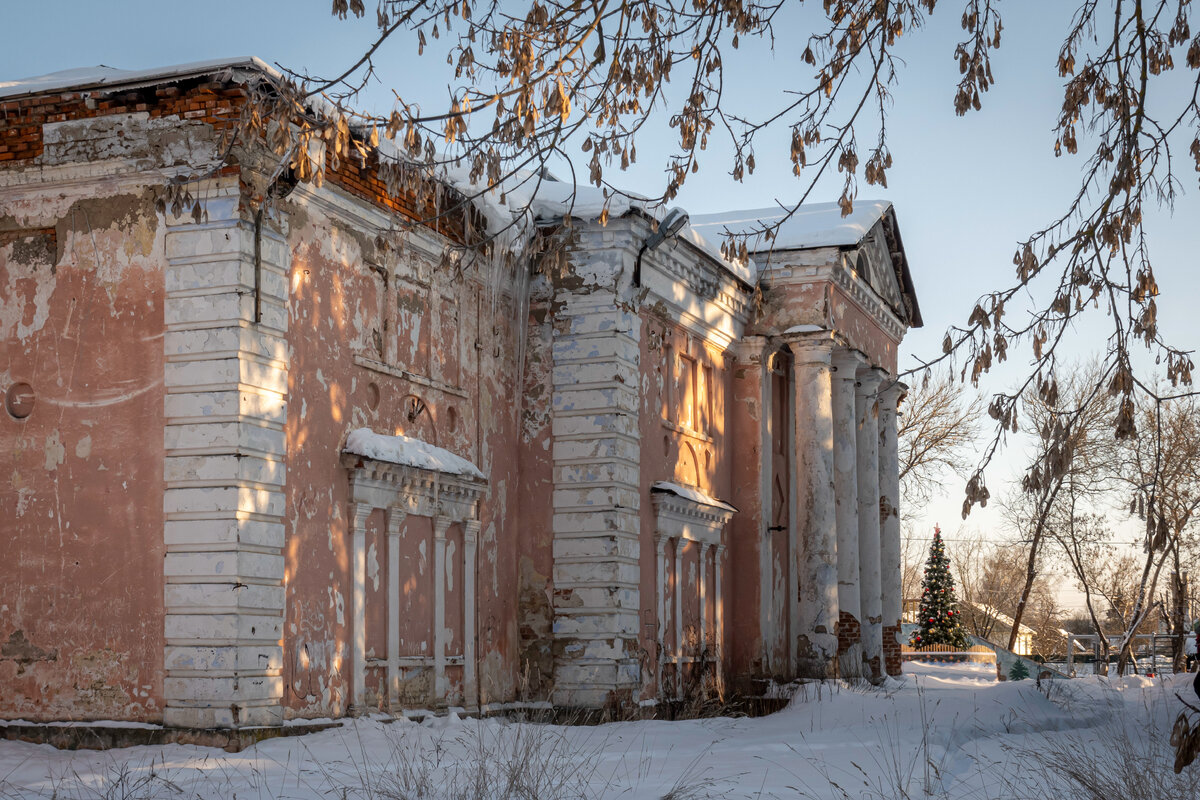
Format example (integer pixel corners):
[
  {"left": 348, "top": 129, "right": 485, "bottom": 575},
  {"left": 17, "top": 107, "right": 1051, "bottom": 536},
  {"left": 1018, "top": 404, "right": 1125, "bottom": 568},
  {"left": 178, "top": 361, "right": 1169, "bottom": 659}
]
[{"left": 901, "top": 643, "right": 996, "bottom": 664}]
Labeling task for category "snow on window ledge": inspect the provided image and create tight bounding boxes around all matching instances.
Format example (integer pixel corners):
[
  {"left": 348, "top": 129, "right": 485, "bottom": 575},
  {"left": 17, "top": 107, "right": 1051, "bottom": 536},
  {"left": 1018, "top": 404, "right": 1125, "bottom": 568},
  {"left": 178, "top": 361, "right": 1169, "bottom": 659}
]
[{"left": 343, "top": 428, "right": 484, "bottom": 480}]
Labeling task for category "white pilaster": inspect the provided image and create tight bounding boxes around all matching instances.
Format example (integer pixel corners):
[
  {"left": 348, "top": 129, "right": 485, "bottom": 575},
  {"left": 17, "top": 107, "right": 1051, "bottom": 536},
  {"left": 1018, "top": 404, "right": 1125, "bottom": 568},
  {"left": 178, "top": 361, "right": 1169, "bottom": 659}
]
[
  {"left": 787, "top": 334, "right": 839, "bottom": 679},
  {"left": 655, "top": 534, "right": 668, "bottom": 694},
  {"left": 463, "top": 519, "right": 480, "bottom": 712},
  {"left": 162, "top": 185, "right": 289, "bottom": 729},
  {"left": 385, "top": 508, "right": 405, "bottom": 708},
  {"left": 433, "top": 515, "right": 451, "bottom": 701},
  {"left": 349, "top": 503, "right": 371, "bottom": 710},
  {"left": 548, "top": 248, "right": 642, "bottom": 708},
  {"left": 699, "top": 542, "right": 711, "bottom": 652},
  {"left": 856, "top": 368, "right": 884, "bottom": 681},
  {"left": 714, "top": 543, "right": 726, "bottom": 662},
  {"left": 674, "top": 537, "right": 683, "bottom": 700}
]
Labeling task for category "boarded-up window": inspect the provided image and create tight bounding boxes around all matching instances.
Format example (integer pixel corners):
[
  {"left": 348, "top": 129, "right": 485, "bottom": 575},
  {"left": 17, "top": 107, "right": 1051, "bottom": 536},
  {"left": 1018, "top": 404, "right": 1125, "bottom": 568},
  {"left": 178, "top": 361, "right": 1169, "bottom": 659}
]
[
  {"left": 368, "top": 265, "right": 386, "bottom": 360},
  {"left": 660, "top": 345, "right": 673, "bottom": 420},
  {"left": 679, "top": 354, "right": 696, "bottom": 430},
  {"left": 395, "top": 285, "right": 430, "bottom": 376},
  {"left": 437, "top": 296, "right": 459, "bottom": 387}
]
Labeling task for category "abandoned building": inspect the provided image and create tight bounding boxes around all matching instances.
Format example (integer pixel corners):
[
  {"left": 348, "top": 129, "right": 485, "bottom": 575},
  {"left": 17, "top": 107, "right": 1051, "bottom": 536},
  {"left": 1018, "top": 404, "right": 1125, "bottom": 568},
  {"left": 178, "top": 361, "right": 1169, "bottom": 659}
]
[{"left": 0, "top": 58, "right": 922, "bottom": 728}]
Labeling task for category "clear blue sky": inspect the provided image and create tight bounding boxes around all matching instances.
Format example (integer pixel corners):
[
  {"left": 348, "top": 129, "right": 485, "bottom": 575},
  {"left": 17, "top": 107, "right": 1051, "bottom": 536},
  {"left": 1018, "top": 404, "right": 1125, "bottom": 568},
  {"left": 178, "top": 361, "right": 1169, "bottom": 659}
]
[{"left": 3, "top": 2, "right": 1197, "bottom": 597}]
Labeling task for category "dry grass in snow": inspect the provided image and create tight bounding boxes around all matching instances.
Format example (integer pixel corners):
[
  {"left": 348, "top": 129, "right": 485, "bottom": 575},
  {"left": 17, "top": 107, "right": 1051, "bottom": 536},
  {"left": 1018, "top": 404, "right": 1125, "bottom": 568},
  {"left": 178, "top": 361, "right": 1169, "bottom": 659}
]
[{"left": 1, "top": 662, "right": 1197, "bottom": 799}]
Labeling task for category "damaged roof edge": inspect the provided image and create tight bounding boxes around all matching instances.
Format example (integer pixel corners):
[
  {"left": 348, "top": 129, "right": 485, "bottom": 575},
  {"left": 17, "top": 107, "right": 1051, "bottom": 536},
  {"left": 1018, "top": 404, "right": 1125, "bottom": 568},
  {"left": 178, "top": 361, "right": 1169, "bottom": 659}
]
[{"left": 0, "top": 57, "right": 280, "bottom": 100}]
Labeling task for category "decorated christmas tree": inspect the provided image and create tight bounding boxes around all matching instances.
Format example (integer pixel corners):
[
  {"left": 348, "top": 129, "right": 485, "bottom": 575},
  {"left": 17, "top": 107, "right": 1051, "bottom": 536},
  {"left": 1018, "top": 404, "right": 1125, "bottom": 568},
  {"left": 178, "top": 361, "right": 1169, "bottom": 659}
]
[{"left": 909, "top": 526, "right": 970, "bottom": 649}]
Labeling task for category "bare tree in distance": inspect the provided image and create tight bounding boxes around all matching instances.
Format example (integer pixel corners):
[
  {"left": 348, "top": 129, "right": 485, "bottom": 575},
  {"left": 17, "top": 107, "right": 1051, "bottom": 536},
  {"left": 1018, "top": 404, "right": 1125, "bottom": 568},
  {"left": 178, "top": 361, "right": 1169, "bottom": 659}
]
[
  {"left": 951, "top": 535, "right": 1060, "bottom": 654},
  {"left": 1115, "top": 391, "right": 1200, "bottom": 673},
  {"left": 162, "top": 2, "right": 1199, "bottom": 518},
  {"left": 1000, "top": 361, "right": 1120, "bottom": 658},
  {"left": 1051, "top": 511, "right": 1122, "bottom": 673},
  {"left": 898, "top": 369, "right": 984, "bottom": 511}
]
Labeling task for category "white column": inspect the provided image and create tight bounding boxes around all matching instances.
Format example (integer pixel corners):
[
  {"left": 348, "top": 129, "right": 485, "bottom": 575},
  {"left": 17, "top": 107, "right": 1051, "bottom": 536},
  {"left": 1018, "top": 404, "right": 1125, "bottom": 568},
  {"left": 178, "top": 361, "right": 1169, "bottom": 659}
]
[
  {"left": 786, "top": 334, "right": 839, "bottom": 679},
  {"left": 832, "top": 348, "right": 866, "bottom": 679},
  {"left": 699, "top": 542, "right": 711, "bottom": 653},
  {"left": 385, "top": 508, "right": 405, "bottom": 709},
  {"left": 856, "top": 367, "right": 884, "bottom": 681},
  {"left": 878, "top": 379, "right": 906, "bottom": 677},
  {"left": 433, "top": 515, "right": 451, "bottom": 701},
  {"left": 350, "top": 502, "right": 371, "bottom": 712},
  {"left": 655, "top": 534, "right": 668, "bottom": 695},
  {"left": 463, "top": 519, "right": 480, "bottom": 712}
]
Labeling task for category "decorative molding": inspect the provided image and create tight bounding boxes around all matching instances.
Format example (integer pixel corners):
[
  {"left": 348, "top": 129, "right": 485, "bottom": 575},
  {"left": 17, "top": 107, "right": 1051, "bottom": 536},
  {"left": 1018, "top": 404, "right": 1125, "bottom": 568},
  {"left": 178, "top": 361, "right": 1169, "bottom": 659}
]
[
  {"left": 650, "top": 489, "right": 736, "bottom": 546},
  {"left": 342, "top": 455, "right": 486, "bottom": 522},
  {"left": 342, "top": 456, "right": 485, "bottom": 713},
  {"left": 831, "top": 258, "right": 907, "bottom": 342}
]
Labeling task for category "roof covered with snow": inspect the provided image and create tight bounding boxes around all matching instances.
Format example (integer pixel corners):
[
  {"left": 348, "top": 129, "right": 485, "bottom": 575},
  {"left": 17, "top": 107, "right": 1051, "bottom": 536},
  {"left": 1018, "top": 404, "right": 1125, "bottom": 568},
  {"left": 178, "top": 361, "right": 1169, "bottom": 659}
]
[
  {"left": 0, "top": 57, "right": 279, "bottom": 100},
  {"left": 692, "top": 200, "right": 923, "bottom": 327},
  {"left": 650, "top": 481, "right": 737, "bottom": 513},
  {"left": 3, "top": 57, "right": 780, "bottom": 291},
  {"left": 344, "top": 428, "right": 484, "bottom": 480},
  {"left": 463, "top": 174, "right": 757, "bottom": 285},
  {"left": 688, "top": 200, "right": 892, "bottom": 252}
]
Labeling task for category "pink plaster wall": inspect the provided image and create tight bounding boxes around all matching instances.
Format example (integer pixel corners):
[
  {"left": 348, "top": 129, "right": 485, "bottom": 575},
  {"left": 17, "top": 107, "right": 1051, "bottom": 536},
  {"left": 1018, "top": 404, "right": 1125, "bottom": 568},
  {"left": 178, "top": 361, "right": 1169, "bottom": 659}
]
[
  {"left": 0, "top": 191, "right": 166, "bottom": 721},
  {"left": 281, "top": 201, "right": 523, "bottom": 716},
  {"left": 637, "top": 312, "right": 736, "bottom": 700}
]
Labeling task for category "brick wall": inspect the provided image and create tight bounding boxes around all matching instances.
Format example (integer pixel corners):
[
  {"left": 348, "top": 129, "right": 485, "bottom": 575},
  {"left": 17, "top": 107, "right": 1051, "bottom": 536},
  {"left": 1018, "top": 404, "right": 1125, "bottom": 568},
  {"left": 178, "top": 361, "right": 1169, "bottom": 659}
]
[
  {"left": 883, "top": 623, "right": 902, "bottom": 676},
  {"left": 0, "top": 83, "right": 242, "bottom": 163},
  {"left": 836, "top": 610, "right": 861, "bottom": 658},
  {"left": 0, "top": 75, "right": 478, "bottom": 244}
]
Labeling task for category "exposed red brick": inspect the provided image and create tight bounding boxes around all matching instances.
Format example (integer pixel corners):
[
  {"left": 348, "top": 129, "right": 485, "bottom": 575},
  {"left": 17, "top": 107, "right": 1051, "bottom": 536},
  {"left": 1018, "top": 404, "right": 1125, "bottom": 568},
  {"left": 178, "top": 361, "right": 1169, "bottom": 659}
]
[
  {"left": 836, "top": 610, "right": 861, "bottom": 657},
  {"left": 883, "top": 623, "right": 903, "bottom": 676}
]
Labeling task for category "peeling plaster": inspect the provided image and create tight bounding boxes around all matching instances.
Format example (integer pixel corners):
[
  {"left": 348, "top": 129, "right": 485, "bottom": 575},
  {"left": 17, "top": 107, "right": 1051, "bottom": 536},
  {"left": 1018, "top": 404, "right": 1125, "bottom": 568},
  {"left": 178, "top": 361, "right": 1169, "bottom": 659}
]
[{"left": 42, "top": 431, "right": 65, "bottom": 471}]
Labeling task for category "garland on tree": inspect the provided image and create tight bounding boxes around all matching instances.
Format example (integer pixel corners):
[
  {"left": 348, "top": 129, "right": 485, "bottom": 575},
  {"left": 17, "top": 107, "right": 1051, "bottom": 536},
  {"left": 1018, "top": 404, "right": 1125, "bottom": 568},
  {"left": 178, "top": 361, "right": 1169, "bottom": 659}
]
[{"left": 909, "top": 526, "right": 970, "bottom": 649}]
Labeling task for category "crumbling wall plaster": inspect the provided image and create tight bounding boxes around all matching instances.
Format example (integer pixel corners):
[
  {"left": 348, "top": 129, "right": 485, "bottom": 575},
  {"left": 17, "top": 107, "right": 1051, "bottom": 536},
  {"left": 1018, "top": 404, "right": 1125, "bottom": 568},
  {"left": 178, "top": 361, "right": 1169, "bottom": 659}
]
[
  {"left": 1, "top": 185, "right": 167, "bottom": 722},
  {"left": 282, "top": 188, "right": 522, "bottom": 716}
]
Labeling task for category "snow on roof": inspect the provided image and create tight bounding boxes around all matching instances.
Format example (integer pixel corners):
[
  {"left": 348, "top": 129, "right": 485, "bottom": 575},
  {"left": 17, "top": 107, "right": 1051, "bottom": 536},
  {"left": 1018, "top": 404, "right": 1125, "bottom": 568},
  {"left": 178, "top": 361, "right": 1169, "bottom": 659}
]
[
  {"left": 0, "top": 57, "right": 279, "bottom": 100},
  {"left": 968, "top": 601, "right": 1038, "bottom": 634},
  {"left": 438, "top": 168, "right": 757, "bottom": 285},
  {"left": 650, "top": 481, "right": 738, "bottom": 513},
  {"left": 689, "top": 200, "right": 892, "bottom": 252},
  {"left": 3, "top": 58, "right": 762, "bottom": 286},
  {"left": 344, "top": 428, "right": 484, "bottom": 480}
]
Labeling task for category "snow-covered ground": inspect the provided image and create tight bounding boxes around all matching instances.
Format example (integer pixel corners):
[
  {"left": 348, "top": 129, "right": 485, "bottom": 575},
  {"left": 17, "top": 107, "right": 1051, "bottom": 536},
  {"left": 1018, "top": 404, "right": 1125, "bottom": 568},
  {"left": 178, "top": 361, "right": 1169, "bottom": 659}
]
[{"left": 1, "top": 662, "right": 1195, "bottom": 799}]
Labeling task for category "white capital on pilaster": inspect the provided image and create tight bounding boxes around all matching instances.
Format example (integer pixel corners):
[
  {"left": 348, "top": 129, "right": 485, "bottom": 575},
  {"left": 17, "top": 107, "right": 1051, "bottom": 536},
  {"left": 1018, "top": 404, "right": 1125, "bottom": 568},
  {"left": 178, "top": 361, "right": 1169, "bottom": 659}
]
[
  {"left": 433, "top": 515, "right": 452, "bottom": 539},
  {"left": 385, "top": 508, "right": 405, "bottom": 537},
  {"left": 732, "top": 335, "right": 770, "bottom": 364},
  {"left": 463, "top": 519, "right": 481, "bottom": 543},
  {"left": 352, "top": 503, "right": 372, "bottom": 533}
]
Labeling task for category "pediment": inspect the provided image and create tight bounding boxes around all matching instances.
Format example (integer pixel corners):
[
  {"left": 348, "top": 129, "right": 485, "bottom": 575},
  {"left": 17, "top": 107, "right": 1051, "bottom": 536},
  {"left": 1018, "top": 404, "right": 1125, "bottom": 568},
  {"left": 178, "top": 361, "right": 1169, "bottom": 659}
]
[{"left": 852, "top": 222, "right": 906, "bottom": 317}]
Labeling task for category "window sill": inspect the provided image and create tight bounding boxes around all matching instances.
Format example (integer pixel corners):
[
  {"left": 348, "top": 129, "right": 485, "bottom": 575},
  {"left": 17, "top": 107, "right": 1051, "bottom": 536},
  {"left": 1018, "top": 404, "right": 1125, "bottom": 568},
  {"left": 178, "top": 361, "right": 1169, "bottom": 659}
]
[
  {"left": 661, "top": 418, "right": 713, "bottom": 443},
  {"left": 354, "top": 354, "right": 468, "bottom": 399}
]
